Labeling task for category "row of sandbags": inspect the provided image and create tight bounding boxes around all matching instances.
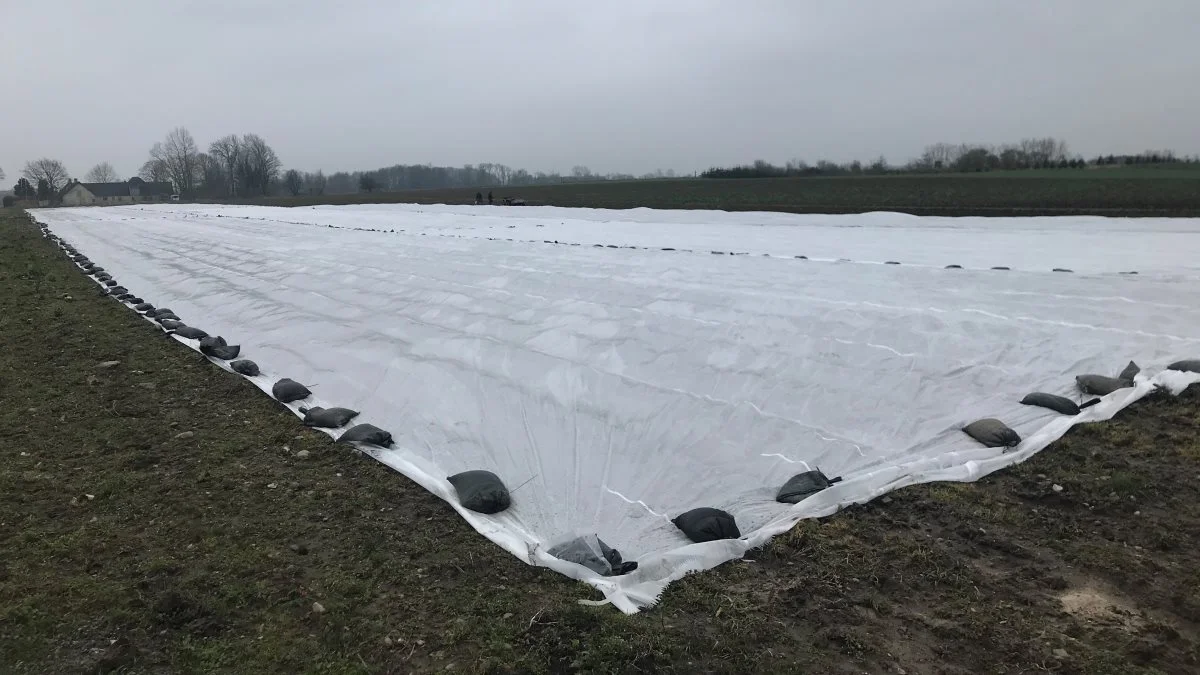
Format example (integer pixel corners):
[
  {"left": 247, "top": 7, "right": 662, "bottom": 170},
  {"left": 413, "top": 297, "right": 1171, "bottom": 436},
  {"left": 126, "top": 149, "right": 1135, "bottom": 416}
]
[
  {"left": 47, "top": 227, "right": 397, "bottom": 449},
  {"left": 961, "top": 358, "right": 1200, "bottom": 449}
]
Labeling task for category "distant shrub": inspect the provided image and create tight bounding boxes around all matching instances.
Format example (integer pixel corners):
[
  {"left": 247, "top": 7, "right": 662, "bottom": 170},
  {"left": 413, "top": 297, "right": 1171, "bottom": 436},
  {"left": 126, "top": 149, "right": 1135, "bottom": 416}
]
[{"left": 1, "top": 196, "right": 13, "bottom": 208}]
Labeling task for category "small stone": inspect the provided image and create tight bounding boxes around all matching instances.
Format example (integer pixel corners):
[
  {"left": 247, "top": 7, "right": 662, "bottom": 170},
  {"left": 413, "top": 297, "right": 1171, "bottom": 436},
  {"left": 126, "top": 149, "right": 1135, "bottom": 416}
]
[
  {"left": 502, "top": 612, "right": 513, "bottom": 619},
  {"left": 138, "top": 382, "right": 157, "bottom": 390},
  {"left": 881, "top": 496, "right": 893, "bottom": 504},
  {"left": 1051, "top": 484, "right": 1063, "bottom": 492},
  {"left": 382, "top": 636, "right": 393, "bottom": 647},
  {"left": 1052, "top": 648, "right": 1069, "bottom": 660},
  {"left": 97, "top": 361, "right": 121, "bottom": 369},
  {"left": 174, "top": 431, "right": 194, "bottom": 440},
  {"left": 267, "top": 483, "right": 278, "bottom": 489},
  {"left": 1134, "top": 511, "right": 1141, "bottom": 516},
  {"left": 296, "top": 450, "right": 311, "bottom": 459},
  {"left": 312, "top": 601, "right": 326, "bottom": 614},
  {"left": 289, "top": 543, "right": 308, "bottom": 555}
]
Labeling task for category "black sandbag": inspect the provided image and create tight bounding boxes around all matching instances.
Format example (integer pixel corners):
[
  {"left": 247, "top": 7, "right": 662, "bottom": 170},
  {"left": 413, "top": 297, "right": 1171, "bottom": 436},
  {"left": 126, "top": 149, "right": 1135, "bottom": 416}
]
[
  {"left": 1167, "top": 359, "right": 1200, "bottom": 374},
  {"left": 105, "top": 286, "right": 128, "bottom": 296},
  {"left": 945, "top": 264, "right": 963, "bottom": 269},
  {"left": 1020, "top": 392, "right": 1080, "bottom": 416},
  {"left": 126, "top": 297, "right": 143, "bottom": 305},
  {"left": 79, "top": 262, "right": 95, "bottom": 270},
  {"left": 1076, "top": 374, "right": 1130, "bottom": 396},
  {"left": 963, "top": 418, "right": 1021, "bottom": 448},
  {"left": 337, "top": 423, "right": 393, "bottom": 447},
  {"left": 116, "top": 293, "right": 134, "bottom": 301},
  {"left": 154, "top": 313, "right": 180, "bottom": 324},
  {"left": 199, "top": 336, "right": 240, "bottom": 360},
  {"left": 230, "top": 359, "right": 260, "bottom": 376},
  {"left": 102, "top": 279, "right": 117, "bottom": 287},
  {"left": 991, "top": 266, "right": 1010, "bottom": 270},
  {"left": 301, "top": 406, "right": 360, "bottom": 428},
  {"left": 548, "top": 534, "right": 633, "bottom": 576},
  {"left": 1052, "top": 268, "right": 1073, "bottom": 273},
  {"left": 159, "top": 319, "right": 184, "bottom": 330},
  {"left": 672, "top": 507, "right": 741, "bottom": 543},
  {"left": 172, "top": 326, "right": 208, "bottom": 339},
  {"left": 776, "top": 469, "right": 843, "bottom": 504},
  {"left": 446, "top": 470, "right": 510, "bottom": 514},
  {"left": 94, "top": 273, "right": 111, "bottom": 281},
  {"left": 150, "top": 307, "right": 174, "bottom": 318},
  {"left": 134, "top": 303, "right": 154, "bottom": 312},
  {"left": 1118, "top": 361, "right": 1140, "bottom": 382},
  {"left": 272, "top": 378, "right": 311, "bottom": 403},
  {"left": 206, "top": 345, "right": 240, "bottom": 360}
]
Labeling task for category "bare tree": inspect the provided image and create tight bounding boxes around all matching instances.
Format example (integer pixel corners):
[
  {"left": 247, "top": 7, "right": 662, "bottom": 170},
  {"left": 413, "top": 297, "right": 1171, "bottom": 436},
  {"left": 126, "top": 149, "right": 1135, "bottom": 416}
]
[
  {"left": 197, "top": 153, "right": 226, "bottom": 197},
  {"left": 359, "top": 173, "right": 378, "bottom": 193},
  {"left": 0, "top": 166, "right": 5, "bottom": 182},
  {"left": 139, "top": 156, "right": 170, "bottom": 183},
  {"left": 84, "top": 162, "right": 120, "bottom": 182},
  {"left": 22, "top": 158, "right": 71, "bottom": 194},
  {"left": 305, "top": 170, "right": 327, "bottom": 195},
  {"left": 238, "top": 134, "right": 281, "bottom": 196},
  {"left": 209, "top": 134, "right": 241, "bottom": 197},
  {"left": 283, "top": 169, "right": 304, "bottom": 196},
  {"left": 155, "top": 127, "right": 200, "bottom": 194}
]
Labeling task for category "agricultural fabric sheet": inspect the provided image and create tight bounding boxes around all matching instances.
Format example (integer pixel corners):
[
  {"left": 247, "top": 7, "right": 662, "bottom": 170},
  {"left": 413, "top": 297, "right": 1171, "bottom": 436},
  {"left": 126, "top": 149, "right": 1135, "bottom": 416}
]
[{"left": 32, "top": 204, "right": 1200, "bottom": 612}]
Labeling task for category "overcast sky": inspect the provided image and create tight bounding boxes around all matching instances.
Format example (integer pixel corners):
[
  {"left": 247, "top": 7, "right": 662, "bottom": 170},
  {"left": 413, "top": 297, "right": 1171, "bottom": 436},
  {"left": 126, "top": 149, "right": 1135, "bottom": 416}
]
[{"left": 2, "top": 0, "right": 1199, "bottom": 180}]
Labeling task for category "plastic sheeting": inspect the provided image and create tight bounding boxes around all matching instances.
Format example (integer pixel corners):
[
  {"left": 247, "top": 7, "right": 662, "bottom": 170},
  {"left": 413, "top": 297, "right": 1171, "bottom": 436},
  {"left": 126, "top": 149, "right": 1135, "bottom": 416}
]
[{"left": 32, "top": 204, "right": 1200, "bottom": 613}]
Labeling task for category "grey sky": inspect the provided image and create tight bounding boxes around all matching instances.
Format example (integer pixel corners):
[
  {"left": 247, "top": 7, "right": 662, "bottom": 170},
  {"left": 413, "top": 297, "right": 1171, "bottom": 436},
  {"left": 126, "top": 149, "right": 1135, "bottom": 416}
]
[{"left": 3, "top": 0, "right": 1199, "bottom": 180}]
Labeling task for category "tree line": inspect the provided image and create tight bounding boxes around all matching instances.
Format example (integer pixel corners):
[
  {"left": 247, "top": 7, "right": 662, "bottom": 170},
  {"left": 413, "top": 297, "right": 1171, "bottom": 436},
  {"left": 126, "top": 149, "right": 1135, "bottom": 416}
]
[{"left": 702, "top": 138, "right": 1200, "bottom": 179}]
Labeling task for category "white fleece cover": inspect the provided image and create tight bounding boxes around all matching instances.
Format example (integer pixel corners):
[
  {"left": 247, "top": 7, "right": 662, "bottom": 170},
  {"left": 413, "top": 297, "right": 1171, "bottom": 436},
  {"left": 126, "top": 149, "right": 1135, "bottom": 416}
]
[{"left": 32, "top": 204, "right": 1200, "bottom": 613}]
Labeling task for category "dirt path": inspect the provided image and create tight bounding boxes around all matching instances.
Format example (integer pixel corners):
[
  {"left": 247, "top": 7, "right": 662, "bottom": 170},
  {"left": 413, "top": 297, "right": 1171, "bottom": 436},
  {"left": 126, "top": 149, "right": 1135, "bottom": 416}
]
[{"left": 2, "top": 210, "right": 1198, "bottom": 674}]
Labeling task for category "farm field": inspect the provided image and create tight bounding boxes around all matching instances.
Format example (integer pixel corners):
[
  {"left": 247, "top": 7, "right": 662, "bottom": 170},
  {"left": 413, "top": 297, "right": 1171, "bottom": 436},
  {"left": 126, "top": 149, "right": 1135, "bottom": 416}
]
[
  {"left": 3, "top": 208, "right": 1200, "bottom": 672},
  {"left": 245, "top": 167, "right": 1200, "bottom": 217}
]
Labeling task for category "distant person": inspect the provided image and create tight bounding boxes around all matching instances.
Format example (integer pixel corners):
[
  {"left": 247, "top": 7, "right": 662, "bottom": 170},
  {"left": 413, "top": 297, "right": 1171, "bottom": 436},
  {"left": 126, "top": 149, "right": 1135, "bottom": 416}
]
[
  {"left": 487, "top": 191, "right": 493, "bottom": 205},
  {"left": 475, "top": 191, "right": 482, "bottom": 205}
]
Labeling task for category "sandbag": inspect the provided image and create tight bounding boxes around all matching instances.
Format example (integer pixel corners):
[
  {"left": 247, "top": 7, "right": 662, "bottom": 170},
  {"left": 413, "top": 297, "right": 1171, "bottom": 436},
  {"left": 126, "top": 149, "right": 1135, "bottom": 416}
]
[
  {"left": 159, "top": 319, "right": 184, "bottom": 330},
  {"left": 116, "top": 293, "right": 134, "bottom": 301},
  {"left": 1076, "top": 374, "right": 1129, "bottom": 396},
  {"left": 199, "top": 336, "right": 240, "bottom": 360},
  {"left": 446, "top": 470, "right": 511, "bottom": 514},
  {"left": 149, "top": 307, "right": 174, "bottom": 318},
  {"left": 548, "top": 534, "right": 637, "bottom": 576},
  {"left": 272, "top": 378, "right": 311, "bottom": 403},
  {"left": 105, "top": 286, "right": 128, "bottom": 296},
  {"left": 301, "top": 406, "right": 360, "bottom": 428},
  {"left": 1019, "top": 392, "right": 1081, "bottom": 416},
  {"left": 230, "top": 359, "right": 260, "bottom": 376},
  {"left": 172, "top": 326, "right": 208, "bottom": 339},
  {"left": 134, "top": 303, "right": 154, "bottom": 312},
  {"left": 102, "top": 280, "right": 117, "bottom": 287},
  {"left": 126, "top": 297, "right": 143, "bottom": 305},
  {"left": 1167, "top": 359, "right": 1200, "bottom": 374},
  {"left": 337, "top": 423, "right": 393, "bottom": 447},
  {"left": 673, "top": 507, "right": 740, "bottom": 543},
  {"left": 1118, "top": 361, "right": 1140, "bottom": 382},
  {"left": 963, "top": 418, "right": 1021, "bottom": 448},
  {"left": 154, "top": 312, "right": 180, "bottom": 323},
  {"left": 776, "top": 469, "right": 843, "bottom": 504}
]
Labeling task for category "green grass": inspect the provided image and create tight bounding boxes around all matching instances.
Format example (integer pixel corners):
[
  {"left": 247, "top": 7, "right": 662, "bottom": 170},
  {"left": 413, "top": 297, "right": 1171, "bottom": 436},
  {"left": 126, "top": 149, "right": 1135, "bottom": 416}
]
[
  {"left": 3, "top": 209, "right": 1200, "bottom": 673},
  {"left": 235, "top": 166, "right": 1200, "bottom": 216}
]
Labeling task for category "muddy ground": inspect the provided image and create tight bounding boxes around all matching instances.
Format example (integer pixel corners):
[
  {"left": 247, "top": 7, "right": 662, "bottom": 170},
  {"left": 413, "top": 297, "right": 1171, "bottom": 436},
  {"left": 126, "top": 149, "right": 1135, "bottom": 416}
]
[{"left": 1, "top": 210, "right": 1198, "bottom": 674}]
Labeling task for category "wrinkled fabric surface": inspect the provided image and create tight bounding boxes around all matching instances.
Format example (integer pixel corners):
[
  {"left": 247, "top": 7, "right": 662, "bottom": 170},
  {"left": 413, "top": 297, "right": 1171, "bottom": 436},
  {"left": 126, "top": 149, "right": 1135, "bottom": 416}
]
[{"left": 31, "top": 204, "right": 1200, "bottom": 613}]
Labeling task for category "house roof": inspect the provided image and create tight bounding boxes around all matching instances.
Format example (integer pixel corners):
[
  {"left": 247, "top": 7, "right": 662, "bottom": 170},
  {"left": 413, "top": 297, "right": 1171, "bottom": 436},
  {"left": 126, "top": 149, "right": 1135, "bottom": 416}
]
[{"left": 66, "top": 179, "right": 174, "bottom": 198}]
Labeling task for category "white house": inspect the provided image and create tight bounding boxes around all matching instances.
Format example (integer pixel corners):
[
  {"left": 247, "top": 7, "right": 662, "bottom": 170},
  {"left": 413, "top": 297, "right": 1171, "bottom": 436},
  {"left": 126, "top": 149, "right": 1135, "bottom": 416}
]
[{"left": 60, "top": 177, "right": 175, "bottom": 206}]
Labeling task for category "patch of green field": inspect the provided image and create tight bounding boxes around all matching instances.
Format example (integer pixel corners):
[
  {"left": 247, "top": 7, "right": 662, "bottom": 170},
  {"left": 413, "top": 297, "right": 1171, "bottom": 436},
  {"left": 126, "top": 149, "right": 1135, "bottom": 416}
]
[{"left": 241, "top": 166, "right": 1200, "bottom": 216}]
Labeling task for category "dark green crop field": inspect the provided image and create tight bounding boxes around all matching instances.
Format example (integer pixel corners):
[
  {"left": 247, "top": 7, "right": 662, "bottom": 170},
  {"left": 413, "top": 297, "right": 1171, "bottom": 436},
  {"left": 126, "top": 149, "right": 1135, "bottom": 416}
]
[{"left": 246, "top": 167, "right": 1200, "bottom": 217}]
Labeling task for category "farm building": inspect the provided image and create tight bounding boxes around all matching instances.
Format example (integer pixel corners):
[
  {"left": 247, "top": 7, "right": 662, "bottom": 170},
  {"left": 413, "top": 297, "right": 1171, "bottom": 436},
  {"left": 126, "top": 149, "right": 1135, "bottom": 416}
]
[{"left": 60, "top": 177, "right": 174, "bottom": 206}]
